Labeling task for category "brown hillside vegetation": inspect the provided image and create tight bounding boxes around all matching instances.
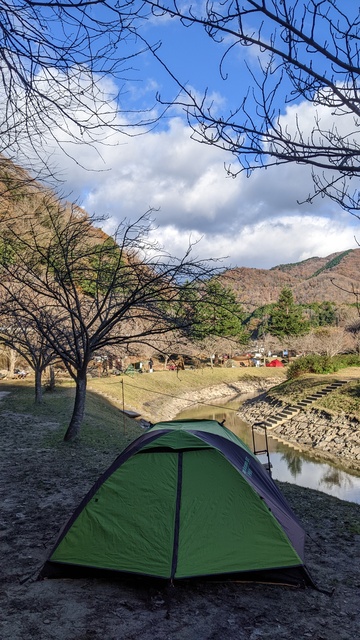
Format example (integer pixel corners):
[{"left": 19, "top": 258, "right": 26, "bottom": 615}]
[
  {"left": 1, "top": 157, "right": 359, "bottom": 316},
  {"left": 0, "top": 156, "right": 99, "bottom": 247},
  {"left": 223, "top": 249, "right": 360, "bottom": 311}
]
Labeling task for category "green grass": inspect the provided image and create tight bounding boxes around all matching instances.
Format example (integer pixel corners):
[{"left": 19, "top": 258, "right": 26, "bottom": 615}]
[
  {"left": 268, "top": 373, "right": 360, "bottom": 418},
  {"left": 87, "top": 367, "right": 286, "bottom": 419},
  {"left": 0, "top": 367, "right": 286, "bottom": 446},
  {"left": 0, "top": 379, "right": 141, "bottom": 449},
  {"left": 347, "top": 520, "right": 360, "bottom": 535},
  {"left": 3, "top": 364, "right": 357, "bottom": 449},
  {"left": 318, "top": 381, "right": 360, "bottom": 418}
]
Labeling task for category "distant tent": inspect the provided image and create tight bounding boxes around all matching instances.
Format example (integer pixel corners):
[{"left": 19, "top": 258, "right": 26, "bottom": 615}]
[
  {"left": 40, "top": 419, "right": 313, "bottom": 587},
  {"left": 266, "top": 359, "right": 284, "bottom": 367}
]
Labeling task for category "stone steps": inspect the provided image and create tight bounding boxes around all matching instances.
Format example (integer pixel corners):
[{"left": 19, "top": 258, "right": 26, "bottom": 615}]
[{"left": 255, "top": 379, "right": 348, "bottom": 431}]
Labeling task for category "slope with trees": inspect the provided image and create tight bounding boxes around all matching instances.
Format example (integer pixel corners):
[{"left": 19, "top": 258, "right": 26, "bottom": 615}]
[
  {"left": 0, "top": 189, "right": 225, "bottom": 440},
  {"left": 222, "top": 249, "right": 360, "bottom": 312}
]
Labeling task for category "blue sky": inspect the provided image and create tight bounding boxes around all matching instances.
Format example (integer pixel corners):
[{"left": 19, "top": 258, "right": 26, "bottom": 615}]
[{"left": 27, "top": 2, "right": 360, "bottom": 269}]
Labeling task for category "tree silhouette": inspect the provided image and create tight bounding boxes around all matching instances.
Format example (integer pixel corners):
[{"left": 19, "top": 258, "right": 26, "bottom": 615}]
[
  {"left": 0, "top": 202, "right": 220, "bottom": 441},
  {"left": 0, "top": 304, "right": 57, "bottom": 403},
  {"left": 138, "top": 0, "right": 360, "bottom": 215},
  {"left": 0, "top": 0, "right": 156, "bottom": 181}
]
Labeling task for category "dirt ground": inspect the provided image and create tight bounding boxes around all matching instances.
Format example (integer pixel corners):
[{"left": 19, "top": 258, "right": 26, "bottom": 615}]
[{"left": 1, "top": 406, "right": 360, "bottom": 640}]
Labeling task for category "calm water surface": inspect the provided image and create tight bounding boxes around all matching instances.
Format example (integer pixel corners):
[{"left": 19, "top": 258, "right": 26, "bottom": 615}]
[{"left": 176, "top": 394, "right": 360, "bottom": 505}]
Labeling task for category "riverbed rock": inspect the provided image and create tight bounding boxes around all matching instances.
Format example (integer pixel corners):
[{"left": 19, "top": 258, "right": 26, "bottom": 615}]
[{"left": 241, "top": 396, "right": 360, "bottom": 472}]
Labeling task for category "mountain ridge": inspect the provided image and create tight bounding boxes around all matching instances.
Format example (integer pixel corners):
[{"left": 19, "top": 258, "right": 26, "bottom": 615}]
[
  {"left": 222, "top": 248, "right": 360, "bottom": 311},
  {"left": 0, "top": 156, "right": 358, "bottom": 314}
]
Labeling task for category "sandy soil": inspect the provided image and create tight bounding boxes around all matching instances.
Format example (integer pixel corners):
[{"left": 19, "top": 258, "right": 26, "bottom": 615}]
[{"left": 1, "top": 407, "right": 360, "bottom": 640}]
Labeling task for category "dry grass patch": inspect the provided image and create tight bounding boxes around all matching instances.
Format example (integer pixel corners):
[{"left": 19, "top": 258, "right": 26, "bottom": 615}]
[
  {"left": 87, "top": 367, "right": 286, "bottom": 419},
  {"left": 0, "top": 379, "right": 140, "bottom": 448},
  {"left": 269, "top": 370, "right": 360, "bottom": 418}
]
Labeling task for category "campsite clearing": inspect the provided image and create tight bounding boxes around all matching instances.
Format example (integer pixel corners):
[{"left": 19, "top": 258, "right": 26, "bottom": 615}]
[{"left": 1, "top": 396, "right": 360, "bottom": 639}]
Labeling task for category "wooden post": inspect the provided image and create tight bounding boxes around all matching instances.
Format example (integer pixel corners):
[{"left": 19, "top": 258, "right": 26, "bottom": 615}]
[{"left": 121, "top": 378, "right": 125, "bottom": 434}]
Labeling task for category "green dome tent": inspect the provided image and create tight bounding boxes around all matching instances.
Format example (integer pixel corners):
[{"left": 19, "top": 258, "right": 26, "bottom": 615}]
[{"left": 40, "top": 419, "right": 313, "bottom": 586}]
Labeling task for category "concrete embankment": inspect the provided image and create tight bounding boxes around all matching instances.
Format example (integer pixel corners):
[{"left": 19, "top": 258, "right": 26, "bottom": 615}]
[
  {"left": 149, "top": 377, "right": 280, "bottom": 422},
  {"left": 101, "top": 370, "right": 360, "bottom": 472},
  {"left": 241, "top": 396, "right": 360, "bottom": 473}
]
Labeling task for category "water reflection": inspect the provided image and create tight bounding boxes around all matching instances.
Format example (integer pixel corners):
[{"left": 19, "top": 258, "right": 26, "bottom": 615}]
[
  {"left": 280, "top": 450, "right": 303, "bottom": 479},
  {"left": 176, "top": 394, "right": 360, "bottom": 505}
]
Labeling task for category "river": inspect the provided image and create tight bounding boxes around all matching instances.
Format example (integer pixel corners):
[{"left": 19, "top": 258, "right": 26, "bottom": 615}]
[{"left": 176, "top": 393, "right": 360, "bottom": 505}]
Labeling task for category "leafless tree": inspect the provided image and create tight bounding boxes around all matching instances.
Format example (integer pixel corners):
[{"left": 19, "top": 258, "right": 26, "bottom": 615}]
[
  {"left": 193, "top": 334, "right": 245, "bottom": 368},
  {"left": 331, "top": 278, "right": 360, "bottom": 316},
  {"left": 149, "top": 331, "right": 190, "bottom": 370},
  {"left": 312, "top": 327, "right": 352, "bottom": 357},
  {"left": 0, "top": 344, "right": 18, "bottom": 376},
  {"left": 139, "top": 0, "right": 360, "bottom": 215},
  {"left": 0, "top": 202, "right": 220, "bottom": 440},
  {"left": 287, "top": 326, "right": 352, "bottom": 357},
  {"left": 0, "top": 0, "right": 158, "bottom": 183},
  {"left": 346, "top": 320, "right": 360, "bottom": 355},
  {"left": 0, "top": 302, "right": 57, "bottom": 402}
]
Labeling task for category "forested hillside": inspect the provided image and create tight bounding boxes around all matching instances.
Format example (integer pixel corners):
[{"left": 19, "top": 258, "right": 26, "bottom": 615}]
[
  {"left": 222, "top": 249, "right": 360, "bottom": 312},
  {"left": 1, "top": 156, "right": 358, "bottom": 330}
]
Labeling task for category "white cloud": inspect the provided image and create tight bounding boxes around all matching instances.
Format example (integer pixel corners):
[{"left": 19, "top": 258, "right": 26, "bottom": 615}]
[
  {"left": 52, "top": 107, "right": 356, "bottom": 267},
  {"left": 144, "top": 215, "right": 357, "bottom": 269},
  {"left": 13, "top": 69, "right": 358, "bottom": 270}
]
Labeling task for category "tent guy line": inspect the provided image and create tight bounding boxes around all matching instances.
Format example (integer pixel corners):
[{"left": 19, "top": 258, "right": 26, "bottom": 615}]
[{"left": 119, "top": 379, "right": 242, "bottom": 413}]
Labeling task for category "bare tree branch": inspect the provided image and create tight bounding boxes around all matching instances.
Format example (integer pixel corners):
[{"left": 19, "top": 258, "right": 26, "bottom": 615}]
[
  {"left": 0, "top": 302, "right": 57, "bottom": 402},
  {"left": 0, "top": 198, "right": 222, "bottom": 440},
  {"left": 0, "top": 0, "right": 163, "bottom": 181},
  {"left": 135, "top": 0, "right": 360, "bottom": 214}
]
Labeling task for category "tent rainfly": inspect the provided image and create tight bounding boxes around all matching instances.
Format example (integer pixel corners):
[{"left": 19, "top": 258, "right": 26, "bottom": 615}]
[
  {"left": 266, "top": 359, "right": 285, "bottom": 367},
  {"left": 40, "top": 419, "right": 314, "bottom": 586}
]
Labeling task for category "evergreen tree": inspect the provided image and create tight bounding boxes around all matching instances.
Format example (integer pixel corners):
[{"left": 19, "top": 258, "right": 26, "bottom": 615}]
[
  {"left": 192, "top": 281, "right": 247, "bottom": 343},
  {"left": 269, "top": 288, "right": 309, "bottom": 339},
  {"left": 246, "top": 303, "right": 274, "bottom": 339},
  {"left": 318, "top": 302, "right": 337, "bottom": 327},
  {"left": 304, "top": 301, "right": 337, "bottom": 328}
]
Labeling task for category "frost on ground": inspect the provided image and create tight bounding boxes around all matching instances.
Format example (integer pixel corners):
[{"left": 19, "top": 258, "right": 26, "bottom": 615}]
[{"left": 1, "top": 409, "right": 360, "bottom": 640}]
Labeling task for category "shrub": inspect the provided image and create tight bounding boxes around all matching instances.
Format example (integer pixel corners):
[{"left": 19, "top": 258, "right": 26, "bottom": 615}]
[
  {"left": 287, "top": 354, "right": 339, "bottom": 379},
  {"left": 333, "top": 354, "right": 360, "bottom": 368}
]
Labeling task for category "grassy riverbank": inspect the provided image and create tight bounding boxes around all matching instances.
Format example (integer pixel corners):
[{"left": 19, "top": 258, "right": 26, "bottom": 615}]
[
  {"left": 267, "top": 367, "right": 360, "bottom": 419},
  {"left": 1, "top": 366, "right": 359, "bottom": 446},
  {"left": 87, "top": 367, "right": 286, "bottom": 421},
  {"left": 0, "top": 368, "right": 285, "bottom": 445}
]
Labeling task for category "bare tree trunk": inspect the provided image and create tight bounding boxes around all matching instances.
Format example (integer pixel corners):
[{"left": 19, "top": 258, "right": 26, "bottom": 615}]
[
  {"left": 9, "top": 348, "right": 16, "bottom": 377},
  {"left": 64, "top": 373, "right": 87, "bottom": 441},
  {"left": 48, "top": 365, "right": 56, "bottom": 391},
  {"left": 35, "top": 369, "right": 43, "bottom": 404}
]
